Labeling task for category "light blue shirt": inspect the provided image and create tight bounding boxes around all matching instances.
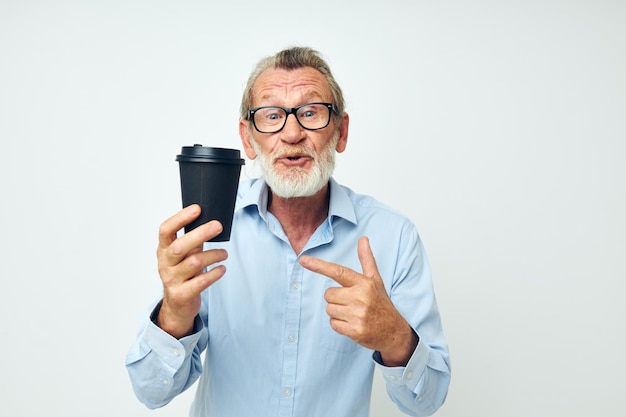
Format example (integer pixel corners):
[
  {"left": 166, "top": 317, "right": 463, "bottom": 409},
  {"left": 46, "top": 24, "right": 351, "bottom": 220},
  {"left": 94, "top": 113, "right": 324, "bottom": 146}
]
[{"left": 126, "top": 178, "right": 450, "bottom": 417}]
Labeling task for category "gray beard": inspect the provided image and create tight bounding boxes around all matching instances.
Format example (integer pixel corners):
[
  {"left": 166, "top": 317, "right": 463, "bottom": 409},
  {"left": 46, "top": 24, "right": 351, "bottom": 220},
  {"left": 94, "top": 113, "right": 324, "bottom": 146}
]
[{"left": 252, "top": 133, "right": 338, "bottom": 198}]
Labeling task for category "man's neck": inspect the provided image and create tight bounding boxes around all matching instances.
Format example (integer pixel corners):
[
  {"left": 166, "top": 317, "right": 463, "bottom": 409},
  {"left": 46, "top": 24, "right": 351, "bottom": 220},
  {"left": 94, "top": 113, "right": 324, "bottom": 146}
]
[{"left": 267, "top": 183, "right": 330, "bottom": 254}]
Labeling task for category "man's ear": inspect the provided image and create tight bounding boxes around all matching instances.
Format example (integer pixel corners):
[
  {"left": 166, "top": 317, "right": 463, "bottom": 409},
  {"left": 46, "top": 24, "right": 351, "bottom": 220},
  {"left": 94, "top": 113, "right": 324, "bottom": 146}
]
[
  {"left": 335, "top": 113, "right": 349, "bottom": 153},
  {"left": 239, "top": 120, "right": 257, "bottom": 159}
]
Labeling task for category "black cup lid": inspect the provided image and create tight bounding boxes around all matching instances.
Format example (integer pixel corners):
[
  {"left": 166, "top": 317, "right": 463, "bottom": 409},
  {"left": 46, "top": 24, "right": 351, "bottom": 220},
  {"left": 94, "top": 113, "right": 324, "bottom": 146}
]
[{"left": 176, "top": 144, "right": 245, "bottom": 164}]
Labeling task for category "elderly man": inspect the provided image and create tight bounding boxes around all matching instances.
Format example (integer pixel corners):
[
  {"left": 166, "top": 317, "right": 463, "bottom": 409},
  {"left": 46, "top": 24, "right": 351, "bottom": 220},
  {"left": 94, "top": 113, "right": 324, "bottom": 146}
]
[{"left": 126, "top": 46, "right": 450, "bottom": 417}]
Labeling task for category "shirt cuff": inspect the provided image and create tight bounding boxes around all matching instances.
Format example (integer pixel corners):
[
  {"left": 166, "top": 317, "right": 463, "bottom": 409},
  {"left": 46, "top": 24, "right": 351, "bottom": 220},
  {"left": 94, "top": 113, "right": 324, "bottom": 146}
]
[
  {"left": 141, "top": 301, "right": 204, "bottom": 369},
  {"left": 373, "top": 333, "right": 430, "bottom": 392}
]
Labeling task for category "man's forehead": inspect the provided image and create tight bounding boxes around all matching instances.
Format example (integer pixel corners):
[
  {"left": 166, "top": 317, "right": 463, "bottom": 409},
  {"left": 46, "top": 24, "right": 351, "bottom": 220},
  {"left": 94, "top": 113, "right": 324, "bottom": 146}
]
[{"left": 253, "top": 67, "right": 330, "bottom": 100}]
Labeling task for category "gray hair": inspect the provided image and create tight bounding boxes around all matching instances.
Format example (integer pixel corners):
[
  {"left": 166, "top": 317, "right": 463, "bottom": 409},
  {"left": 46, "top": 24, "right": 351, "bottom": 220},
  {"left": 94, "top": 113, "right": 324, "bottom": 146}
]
[{"left": 239, "top": 46, "right": 345, "bottom": 123}]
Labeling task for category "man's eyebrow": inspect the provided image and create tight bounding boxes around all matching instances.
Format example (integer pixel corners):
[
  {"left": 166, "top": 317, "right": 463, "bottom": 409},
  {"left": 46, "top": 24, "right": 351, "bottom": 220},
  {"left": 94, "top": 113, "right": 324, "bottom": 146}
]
[{"left": 256, "top": 92, "right": 325, "bottom": 106}]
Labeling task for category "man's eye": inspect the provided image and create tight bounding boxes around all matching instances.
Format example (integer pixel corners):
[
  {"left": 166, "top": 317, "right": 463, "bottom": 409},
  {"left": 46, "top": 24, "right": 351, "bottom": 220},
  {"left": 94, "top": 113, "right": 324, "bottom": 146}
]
[
  {"left": 259, "top": 109, "right": 284, "bottom": 121},
  {"left": 299, "top": 106, "right": 321, "bottom": 118}
]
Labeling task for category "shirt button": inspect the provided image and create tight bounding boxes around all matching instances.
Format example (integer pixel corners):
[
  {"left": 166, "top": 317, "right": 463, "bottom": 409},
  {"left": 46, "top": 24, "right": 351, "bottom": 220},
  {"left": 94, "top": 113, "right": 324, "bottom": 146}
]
[
  {"left": 288, "top": 335, "right": 296, "bottom": 343},
  {"left": 389, "top": 375, "right": 397, "bottom": 382},
  {"left": 162, "top": 378, "right": 170, "bottom": 385},
  {"left": 172, "top": 349, "right": 181, "bottom": 357},
  {"left": 417, "top": 396, "right": 423, "bottom": 402},
  {"left": 405, "top": 371, "right": 413, "bottom": 380},
  {"left": 284, "top": 388, "right": 292, "bottom": 396},
  {"left": 291, "top": 282, "right": 300, "bottom": 290}
]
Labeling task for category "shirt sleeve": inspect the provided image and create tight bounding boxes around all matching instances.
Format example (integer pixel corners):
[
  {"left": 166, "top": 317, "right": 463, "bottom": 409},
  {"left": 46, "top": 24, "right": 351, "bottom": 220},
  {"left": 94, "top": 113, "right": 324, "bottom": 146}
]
[
  {"left": 125, "top": 300, "right": 208, "bottom": 409},
  {"left": 372, "top": 222, "right": 451, "bottom": 416},
  {"left": 373, "top": 335, "right": 451, "bottom": 416}
]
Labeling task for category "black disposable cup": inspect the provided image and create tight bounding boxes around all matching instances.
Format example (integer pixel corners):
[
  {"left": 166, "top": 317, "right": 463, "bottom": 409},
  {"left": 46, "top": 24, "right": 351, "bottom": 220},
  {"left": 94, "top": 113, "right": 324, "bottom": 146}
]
[{"left": 176, "top": 144, "right": 245, "bottom": 242}]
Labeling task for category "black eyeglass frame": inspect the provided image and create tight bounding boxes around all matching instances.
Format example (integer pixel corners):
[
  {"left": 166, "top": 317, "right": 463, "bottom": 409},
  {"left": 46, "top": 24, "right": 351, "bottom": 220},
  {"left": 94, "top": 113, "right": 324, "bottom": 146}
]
[{"left": 247, "top": 102, "right": 339, "bottom": 134}]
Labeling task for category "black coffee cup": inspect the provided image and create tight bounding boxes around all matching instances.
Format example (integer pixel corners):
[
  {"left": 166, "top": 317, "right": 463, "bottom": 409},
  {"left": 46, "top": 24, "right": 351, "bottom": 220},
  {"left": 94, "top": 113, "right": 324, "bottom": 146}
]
[{"left": 176, "top": 144, "right": 245, "bottom": 242}]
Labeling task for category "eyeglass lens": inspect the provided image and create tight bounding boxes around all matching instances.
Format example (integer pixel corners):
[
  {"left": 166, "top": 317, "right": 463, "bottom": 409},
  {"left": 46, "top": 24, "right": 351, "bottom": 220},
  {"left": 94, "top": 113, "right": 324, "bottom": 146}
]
[{"left": 252, "top": 103, "right": 331, "bottom": 133}]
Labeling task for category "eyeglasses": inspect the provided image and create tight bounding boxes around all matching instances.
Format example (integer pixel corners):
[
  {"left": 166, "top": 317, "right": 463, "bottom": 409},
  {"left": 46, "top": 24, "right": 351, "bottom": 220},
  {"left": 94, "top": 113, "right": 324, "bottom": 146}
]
[{"left": 248, "top": 102, "right": 338, "bottom": 134}]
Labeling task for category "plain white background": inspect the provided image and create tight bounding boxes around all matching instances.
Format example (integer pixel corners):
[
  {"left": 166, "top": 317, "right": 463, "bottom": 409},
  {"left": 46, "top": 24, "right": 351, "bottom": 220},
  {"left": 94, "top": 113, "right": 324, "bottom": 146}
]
[{"left": 1, "top": 1, "right": 624, "bottom": 416}]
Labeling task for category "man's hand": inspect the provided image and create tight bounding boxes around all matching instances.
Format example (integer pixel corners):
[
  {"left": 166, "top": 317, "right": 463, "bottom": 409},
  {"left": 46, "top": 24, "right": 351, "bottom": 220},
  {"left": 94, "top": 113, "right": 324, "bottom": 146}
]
[
  {"left": 156, "top": 204, "right": 228, "bottom": 339},
  {"left": 299, "top": 236, "right": 417, "bottom": 367}
]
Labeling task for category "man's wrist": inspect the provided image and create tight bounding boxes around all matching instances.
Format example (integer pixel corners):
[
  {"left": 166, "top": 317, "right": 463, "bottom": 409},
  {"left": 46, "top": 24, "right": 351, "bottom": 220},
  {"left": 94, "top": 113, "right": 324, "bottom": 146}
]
[
  {"left": 152, "top": 299, "right": 197, "bottom": 339},
  {"left": 379, "top": 326, "right": 419, "bottom": 367}
]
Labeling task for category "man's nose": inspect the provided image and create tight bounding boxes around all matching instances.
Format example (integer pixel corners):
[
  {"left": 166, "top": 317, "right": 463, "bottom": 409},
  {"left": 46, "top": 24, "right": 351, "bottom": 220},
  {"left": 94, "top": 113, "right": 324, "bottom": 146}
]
[{"left": 279, "top": 113, "right": 305, "bottom": 143}]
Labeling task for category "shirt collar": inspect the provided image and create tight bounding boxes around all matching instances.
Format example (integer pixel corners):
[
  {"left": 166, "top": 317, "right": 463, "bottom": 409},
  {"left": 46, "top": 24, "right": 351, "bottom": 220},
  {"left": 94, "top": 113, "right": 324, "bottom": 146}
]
[
  {"left": 328, "top": 177, "right": 357, "bottom": 225},
  {"left": 236, "top": 177, "right": 357, "bottom": 225}
]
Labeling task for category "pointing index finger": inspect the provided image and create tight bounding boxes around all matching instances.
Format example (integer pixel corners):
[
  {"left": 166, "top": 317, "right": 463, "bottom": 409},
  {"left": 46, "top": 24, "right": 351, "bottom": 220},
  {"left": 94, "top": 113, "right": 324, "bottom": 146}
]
[{"left": 299, "top": 255, "right": 358, "bottom": 287}]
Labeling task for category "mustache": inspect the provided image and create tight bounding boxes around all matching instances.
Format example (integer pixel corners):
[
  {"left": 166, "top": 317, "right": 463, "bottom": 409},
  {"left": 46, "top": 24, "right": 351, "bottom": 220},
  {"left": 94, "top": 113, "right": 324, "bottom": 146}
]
[{"left": 272, "top": 146, "right": 315, "bottom": 160}]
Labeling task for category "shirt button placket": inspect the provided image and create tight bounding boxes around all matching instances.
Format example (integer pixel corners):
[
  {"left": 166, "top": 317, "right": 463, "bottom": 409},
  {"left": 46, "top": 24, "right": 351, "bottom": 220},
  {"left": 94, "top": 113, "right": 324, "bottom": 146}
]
[{"left": 278, "top": 256, "right": 302, "bottom": 416}]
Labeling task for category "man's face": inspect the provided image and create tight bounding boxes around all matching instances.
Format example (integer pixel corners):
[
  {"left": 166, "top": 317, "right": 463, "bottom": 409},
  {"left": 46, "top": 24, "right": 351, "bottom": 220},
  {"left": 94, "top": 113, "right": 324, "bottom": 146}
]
[{"left": 239, "top": 67, "right": 349, "bottom": 198}]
